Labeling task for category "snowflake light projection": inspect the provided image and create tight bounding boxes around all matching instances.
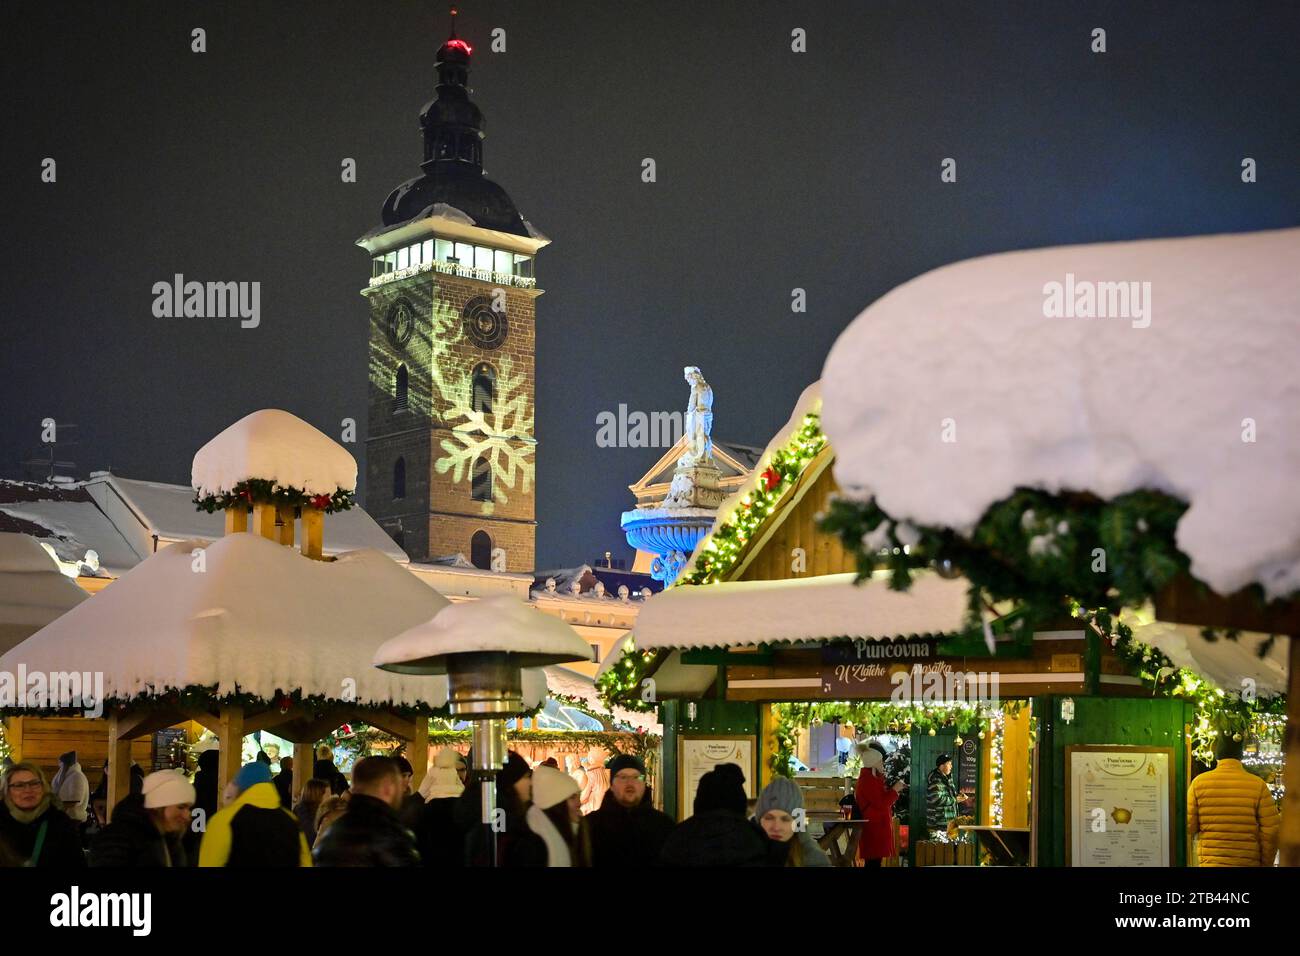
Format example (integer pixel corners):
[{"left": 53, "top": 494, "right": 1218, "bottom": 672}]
[{"left": 426, "top": 296, "right": 535, "bottom": 506}]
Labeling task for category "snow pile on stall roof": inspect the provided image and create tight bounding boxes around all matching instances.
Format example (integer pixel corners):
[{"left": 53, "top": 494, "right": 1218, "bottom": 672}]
[
  {"left": 0, "top": 533, "right": 454, "bottom": 707},
  {"left": 1124, "top": 610, "right": 1289, "bottom": 697},
  {"left": 374, "top": 595, "right": 594, "bottom": 669},
  {"left": 822, "top": 227, "right": 1300, "bottom": 600},
  {"left": 0, "top": 534, "right": 90, "bottom": 654},
  {"left": 678, "top": 381, "right": 822, "bottom": 580},
  {"left": 632, "top": 571, "right": 969, "bottom": 650},
  {"left": 192, "top": 409, "right": 358, "bottom": 497},
  {"left": 542, "top": 665, "right": 662, "bottom": 735}
]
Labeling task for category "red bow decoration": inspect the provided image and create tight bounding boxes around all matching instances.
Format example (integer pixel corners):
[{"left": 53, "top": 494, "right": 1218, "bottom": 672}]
[
  {"left": 310, "top": 494, "right": 332, "bottom": 510},
  {"left": 761, "top": 467, "right": 781, "bottom": 491},
  {"left": 239, "top": 489, "right": 253, "bottom": 503}
]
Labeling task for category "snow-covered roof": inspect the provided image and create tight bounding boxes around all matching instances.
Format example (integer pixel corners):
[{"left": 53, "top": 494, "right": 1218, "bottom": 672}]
[
  {"left": 87, "top": 474, "right": 405, "bottom": 565},
  {"left": 191, "top": 409, "right": 358, "bottom": 498},
  {"left": 630, "top": 571, "right": 970, "bottom": 650},
  {"left": 0, "top": 533, "right": 465, "bottom": 708},
  {"left": 679, "top": 381, "right": 823, "bottom": 580},
  {"left": 0, "top": 534, "right": 90, "bottom": 654},
  {"left": 542, "top": 665, "right": 661, "bottom": 735},
  {"left": 374, "top": 595, "right": 595, "bottom": 671},
  {"left": 530, "top": 565, "right": 657, "bottom": 604},
  {"left": 0, "top": 481, "right": 142, "bottom": 573},
  {"left": 822, "top": 227, "right": 1300, "bottom": 600},
  {"left": 1125, "top": 612, "right": 1288, "bottom": 698}
]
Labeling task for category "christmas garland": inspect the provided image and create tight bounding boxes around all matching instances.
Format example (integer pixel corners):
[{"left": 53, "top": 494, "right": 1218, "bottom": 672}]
[
  {"left": 595, "top": 645, "right": 663, "bottom": 713},
  {"left": 426, "top": 728, "right": 660, "bottom": 760},
  {"left": 682, "top": 413, "right": 827, "bottom": 585},
  {"left": 193, "top": 477, "right": 355, "bottom": 515},
  {"left": 1074, "top": 604, "right": 1286, "bottom": 765},
  {"left": 768, "top": 699, "right": 1031, "bottom": 779},
  {"left": 0, "top": 683, "right": 452, "bottom": 720}
]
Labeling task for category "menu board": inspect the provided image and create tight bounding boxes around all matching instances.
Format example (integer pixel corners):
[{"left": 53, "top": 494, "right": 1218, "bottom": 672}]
[
  {"left": 1067, "top": 746, "right": 1173, "bottom": 867},
  {"left": 677, "top": 736, "right": 756, "bottom": 818}
]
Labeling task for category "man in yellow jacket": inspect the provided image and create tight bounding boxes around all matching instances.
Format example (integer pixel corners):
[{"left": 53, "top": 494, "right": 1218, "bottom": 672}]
[
  {"left": 1187, "top": 737, "right": 1279, "bottom": 867},
  {"left": 198, "top": 762, "right": 312, "bottom": 867}
]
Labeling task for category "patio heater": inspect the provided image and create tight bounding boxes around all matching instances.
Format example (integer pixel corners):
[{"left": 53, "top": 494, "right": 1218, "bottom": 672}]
[{"left": 374, "top": 596, "right": 593, "bottom": 866}]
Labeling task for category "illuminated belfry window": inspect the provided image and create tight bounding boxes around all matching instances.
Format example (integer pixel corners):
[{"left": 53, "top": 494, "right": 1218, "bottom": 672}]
[{"left": 371, "top": 240, "right": 533, "bottom": 283}]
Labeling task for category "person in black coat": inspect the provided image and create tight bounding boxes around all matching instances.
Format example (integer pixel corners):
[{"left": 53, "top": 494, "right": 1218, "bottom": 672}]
[
  {"left": 0, "top": 762, "right": 86, "bottom": 868},
  {"left": 313, "top": 756, "right": 419, "bottom": 866},
  {"left": 659, "top": 763, "right": 767, "bottom": 867},
  {"left": 89, "top": 770, "right": 195, "bottom": 867},
  {"left": 416, "top": 749, "right": 466, "bottom": 868},
  {"left": 313, "top": 753, "right": 349, "bottom": 796},
  {"left": 455, "top": 752, "right": 547, "bottom": 867},
  {"left": 586, "top": 754, "right": 675, "bottom": 868}
]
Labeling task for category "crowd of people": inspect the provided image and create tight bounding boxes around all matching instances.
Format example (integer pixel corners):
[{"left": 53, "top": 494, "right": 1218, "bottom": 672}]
[
  {"left": 0, "top": 743, "right": 835, "bottom": 867},
  {"left": 0, "top": 733, "right": 1281, "bottom": 867}
]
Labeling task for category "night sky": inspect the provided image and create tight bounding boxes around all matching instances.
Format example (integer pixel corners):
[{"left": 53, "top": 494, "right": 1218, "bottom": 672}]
[{"left": 3, "top": 1, "right": 1298, "bottom": 570}]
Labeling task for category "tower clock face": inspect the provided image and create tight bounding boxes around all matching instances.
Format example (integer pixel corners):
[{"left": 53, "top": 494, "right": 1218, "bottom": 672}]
[
  {"left": 387, "top": 299, "right": 415, "bottom": 347},
  {"left": 463, "top": 296, "right": 509, "bottom": 350}
]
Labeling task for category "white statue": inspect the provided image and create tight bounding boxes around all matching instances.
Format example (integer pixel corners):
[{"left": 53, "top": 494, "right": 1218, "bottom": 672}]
[{"left": 678, "top": 366, "right": 714, "bottom": 468}]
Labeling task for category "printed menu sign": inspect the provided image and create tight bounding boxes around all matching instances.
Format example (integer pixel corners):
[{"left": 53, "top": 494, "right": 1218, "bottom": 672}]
[
  {"left": 677, "top": 736, "right": 755, "bottom": 817},
  {"left": 1067, "top": 747, "right": 1173, "bottom": 867}
]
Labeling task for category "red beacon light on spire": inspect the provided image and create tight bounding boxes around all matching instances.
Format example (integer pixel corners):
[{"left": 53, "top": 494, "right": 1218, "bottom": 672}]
[{"left": 444, "top": 38, "right": 472, "bottom": 55}]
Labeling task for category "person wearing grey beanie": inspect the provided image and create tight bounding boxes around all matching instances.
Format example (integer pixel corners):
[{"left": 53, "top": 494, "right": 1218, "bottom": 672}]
[{"left": 753, "top": 778, "right": 830, "bottom": 867}]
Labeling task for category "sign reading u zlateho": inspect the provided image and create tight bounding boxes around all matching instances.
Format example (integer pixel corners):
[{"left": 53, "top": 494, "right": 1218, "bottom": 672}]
[{"left": 819, "top": 638, "right": 941, "bottom": 698}]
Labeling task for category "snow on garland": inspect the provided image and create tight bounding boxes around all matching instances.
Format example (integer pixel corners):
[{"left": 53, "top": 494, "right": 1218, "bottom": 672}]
[
  {"left": 191, "top": 409, "right": 359, "bottom": 513},
  {"left": 193, "top": 478, "right": 355, "bottom": 515}
]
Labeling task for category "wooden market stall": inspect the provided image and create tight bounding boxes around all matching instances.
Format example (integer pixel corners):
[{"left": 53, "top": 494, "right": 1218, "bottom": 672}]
[{"left": 600, "top": 383, "right": 1286, "bottom": 867}]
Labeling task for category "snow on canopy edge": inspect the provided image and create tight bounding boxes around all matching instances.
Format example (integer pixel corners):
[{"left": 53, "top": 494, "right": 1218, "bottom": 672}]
[
  {"left": 677, "top": 381, "right": 823, "bottom": 581},
  {"left": 631, "top": 571, "right": 969, "bottom": 650},
  {"left": 0, "top": 534, "right": 446, "bottom": 708},
  {"left": 191, "top": 409, "right": 358, "bottom": 498},
  {"left": 821, "top": 227, "right": 1300, "bottom": 600}
]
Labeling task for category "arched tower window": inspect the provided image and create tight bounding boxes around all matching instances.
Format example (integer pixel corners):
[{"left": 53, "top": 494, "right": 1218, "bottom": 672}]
[
  {"left": 471, "top": 530, "right": 492, "bottom": 570},
  {"left": 394, "top": 364, "right": 409, "bottom": 411},
  {"left": 472, "top": 363, "right": 495, "bottom": 417},
  {"left": 472, "top": 454, "right": 492, "bottom": 502},
  {"left": 393, "top": 457, "right": 406, "bottom": 500}
]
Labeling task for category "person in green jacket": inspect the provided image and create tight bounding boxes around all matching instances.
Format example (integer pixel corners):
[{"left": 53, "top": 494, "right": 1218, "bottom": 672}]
[
  {"left": 198, "top": 762, "right": 311, "bottom": 867},
  {"left": 926, "top": 754, "right": 959, "bottom": 834}
]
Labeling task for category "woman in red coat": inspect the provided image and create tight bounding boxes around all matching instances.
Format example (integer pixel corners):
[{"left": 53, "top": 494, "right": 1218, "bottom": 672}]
[{"left": 855, "top": 745, "right": 904, "bottom": 866}]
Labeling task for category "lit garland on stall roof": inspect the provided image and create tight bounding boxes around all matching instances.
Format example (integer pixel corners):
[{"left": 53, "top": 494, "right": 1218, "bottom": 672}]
[
  {"left": 682, "top": 413, "right": 827, "bottom": 586},
  {"left": 1074, "top": 603, "right": 1287, "bottom": 766}
]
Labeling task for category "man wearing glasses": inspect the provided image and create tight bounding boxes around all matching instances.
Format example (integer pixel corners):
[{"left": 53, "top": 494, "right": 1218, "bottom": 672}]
[{"left": 586, "top": 754, "right": 674, "bottom": 867}]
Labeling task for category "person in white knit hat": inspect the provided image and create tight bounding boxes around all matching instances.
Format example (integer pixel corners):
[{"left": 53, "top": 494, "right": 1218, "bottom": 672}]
[
  {"left": 89, "top": 769, "right": 196, "bottom": 867},
  {"left": 526, "top": 764, "right": 589, "bottom": 867},
  {"left": 415, "top": 748, "right": 467, "bottom": 867}
]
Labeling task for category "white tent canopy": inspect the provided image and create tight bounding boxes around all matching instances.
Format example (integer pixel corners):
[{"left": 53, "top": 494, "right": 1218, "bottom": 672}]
[{"left": 0, "top": 533, "right": 544, "bottom": 709}]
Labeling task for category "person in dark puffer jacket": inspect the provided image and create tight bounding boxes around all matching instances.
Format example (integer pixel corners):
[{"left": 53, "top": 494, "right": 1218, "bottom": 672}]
[
  {"left": 313, "top": 756, "right": 420, "bottom": 866},
  {"left": 659, "top": 763, "right": 767, "bottom": 867},
  {"left": 198, "top": 762, "right": 311, "bottom": 867},
  {"left": 90, "top": 770, "right": 194, "bottom": 867}
]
